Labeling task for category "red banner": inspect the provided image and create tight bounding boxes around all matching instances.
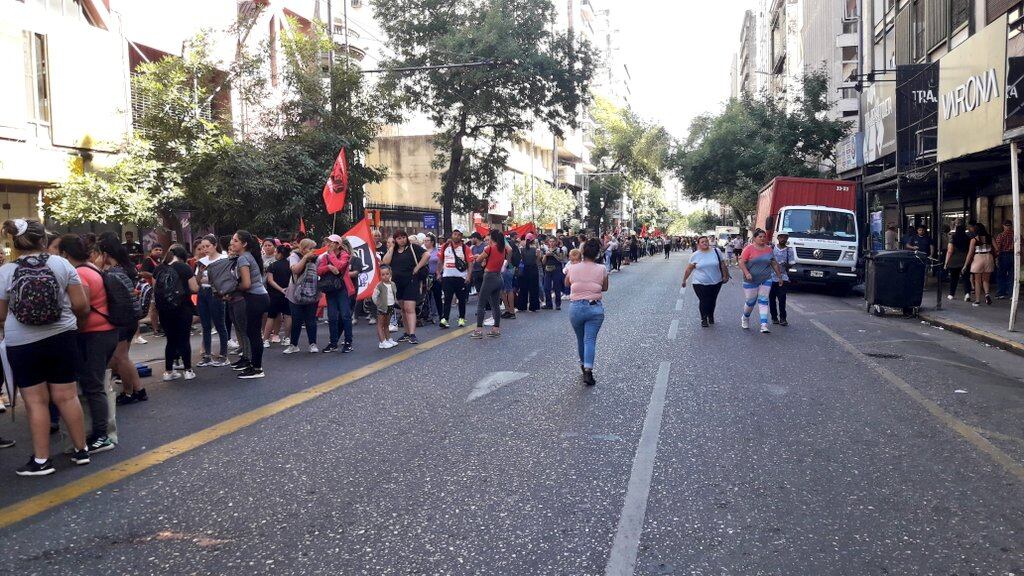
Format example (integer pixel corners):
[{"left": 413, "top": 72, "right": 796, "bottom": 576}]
[
  {"left": 322, "top": 148, "right": 349, "bottom": 215},
  {"left": 640, "top": 224, "right": 648, "bottom": 238},
  {"left": 474, "top": 223, "right": 490, "bottom": 238},
  {"left": 510, "top": 222, "right": 536, "bottom": 237},
  {"left": 344, "top": 219, "right": 380, "bottom": 301}
]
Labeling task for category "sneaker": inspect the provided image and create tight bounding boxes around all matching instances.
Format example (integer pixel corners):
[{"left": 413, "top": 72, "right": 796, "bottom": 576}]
[
  {"left": 458, "top": 318, "right": 467, "bottom": 327},
  {"left": 309, "top": 344, "right": 319, "bottom": 353},
  {"left": 760, "top": 324, "right": 771, "bottom": 334},
  {"left": 741, "top": 317, "right": 750, "bottom": 330},
  {"left": 582, "top": 369, "right": 596, "bottom": 387},
  {"left": 172, "top": 360, "right": 184, "bottom": 370},
  {"left": 230, "top": 358, "right": 249, "bottom": 370},
  {"left": 701, "top": 319, "right": 709, "bottom": 328},
  {"left": 263, "top": 339, "right": 271, "bottom": 349},
  {"left": 408, "top": 335, "right": 419, "bottom": 345},
  {"left": 283, "top": 345, "right": 299, "bottom": 354},
  {"left": 270, "top": 334, "right": 281, "bottom": 343},
  {"left": 439, "top": 318, "right": 449, "bottom": 329},
  {"left": 322, "top": 344, "right": 338, "bottom": 353},
  {"left": 388, "top": 324, "right": 399, "bottom": 333},
  {"left": 483, "top": 317, "right": 495, "bottom": 327},
  {"left": 69, "top": 449, "right": 90, "bottom": 466},
  {"left": 379, "top": 342, "right": 388, "bottom": 350},
  {"left": 342, "top": 343, "right": 354, "bottom": 353},
  {"left": 183, "top": 370, "right": 197, "bottom": 380},
  {"left": 779, "top": 320, "right": 789, "bottom": 327},
  {"left": 196, "top": 356, "right": 214, "bottom": 367},
  {"left": 367, "top": 318, "right": 377, "bottom": 325},
  {"left": 116, "top": 392, "right": 137, "bottom": 405},
  {"left": 771, "top": 318, "right": 780, "bottom": 325},
  {"left": 153, "top": 330, "right": 165, "bottom": 338},
  {"left": 0, "top": 437, "right": 15, "bottom": 449},
  {"left": 972, "top": 302, "right": 980, "bottom": 307},
  {"left": 996, "top": 294, "right": 1008, "bottom": 300},
  {"left": 501, "top": 312, "right": 513, "bottom": 319},
  {"left": 947, "top": 294, "right": 954, "bottom": 300},
  {"left": 964, "top": 294, "right": 972, "bottom": 302},
  {"left": 16, "top": 457, "right": 55, "bottom": 477},
  {"left": 227, "top": 339, "right": 241, "bottom": 350},
  {"left": 470, "top": 330, "right": 484, "bottom": 339},
  {"left": 397, "top": 333, "right": 411, "bottom": 343},
  {"left": 281, "top": 337, "right": 290, "bottom": 346},
  {"left": 162, "top": 370, "right": 181, "bottom": 381},
  {"left": 238, "top": 367, "right": 265, "bottom": 379},
  {"left": 386, "top": 339, "right": 398, "bottom": 348},
  {"left": 87, "top": 436, "right": 115, "bottom": 454},
  {"left": 352, "top": 317, "right": 359, "bottom": 326},
  {"left": 133, "top": 389, "right": 148, "bottom": 402},
  {"left": 210, "top": 357, "right": 230, "bottom": 367},
  {"left": 132, "top": 336, "right": 148, "bottom": 345}
]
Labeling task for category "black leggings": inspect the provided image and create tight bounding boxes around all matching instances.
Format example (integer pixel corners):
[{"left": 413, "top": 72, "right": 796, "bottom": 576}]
[
  {"left": 244, "top": 293, "right": 270, "bottom": 369},
  {"left": 769, "top": 282, "right": 787, "bottom": 321},
  {"left": 692, "top": 283, "right": 722, "bottom": 322},
  {"left": 442, "top": 277, "right": 469, "bottom": 321},
  {"left": 946, "top": 266, "right": 971, "bottom": 297},
  {"left": 158, "top": 306, "right": 193, "bottom": 371},
  {"left": 429, "top": 277, "right": 443, "bottom": 320}
]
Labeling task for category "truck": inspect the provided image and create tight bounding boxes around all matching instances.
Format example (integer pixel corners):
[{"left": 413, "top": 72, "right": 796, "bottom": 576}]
[
  {"left": 754, "top": 176, "right": 860, "bottom": 290},
  {"left": 714, "top": 226, "right": 740, "bottom": 250}
]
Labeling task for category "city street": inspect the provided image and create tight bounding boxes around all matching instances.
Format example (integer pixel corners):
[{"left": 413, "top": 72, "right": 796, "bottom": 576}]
[{"left": 0, "top": 252, "right": 1022, "bottom": 574}]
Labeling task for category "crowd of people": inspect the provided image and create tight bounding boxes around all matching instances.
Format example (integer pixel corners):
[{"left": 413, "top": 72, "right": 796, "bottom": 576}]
[{"left": 0, "top": 218, "right": 693, "bottom": 477}]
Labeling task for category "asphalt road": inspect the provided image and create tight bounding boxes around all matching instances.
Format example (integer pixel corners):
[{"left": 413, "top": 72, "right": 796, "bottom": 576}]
[{"left": 1, "top": 251, "right": 1023, "bottom": 575}]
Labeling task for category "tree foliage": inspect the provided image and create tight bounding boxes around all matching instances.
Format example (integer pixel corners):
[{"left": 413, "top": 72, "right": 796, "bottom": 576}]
[
  {"left": 671, "top": 70, "right": 850, "bottom": 222},
  {"left": 372, "top": 0, "right": 598, "bottom": 233},
  {"left": 510, "top": 177, "right": 577, "bottom": 228}
]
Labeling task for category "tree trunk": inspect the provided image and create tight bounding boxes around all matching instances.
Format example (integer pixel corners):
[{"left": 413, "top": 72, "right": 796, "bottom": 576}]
[{"left": 441, "top": 125, "right": 467, "bottom": 236}]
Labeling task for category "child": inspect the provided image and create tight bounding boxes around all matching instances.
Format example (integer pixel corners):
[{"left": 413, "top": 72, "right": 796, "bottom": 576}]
[
  {"left": 374, "top": 265, "right": 399, "bottom": 349},
  {"left": 564, "top": 248, "right": 582, "bottom": 274}
]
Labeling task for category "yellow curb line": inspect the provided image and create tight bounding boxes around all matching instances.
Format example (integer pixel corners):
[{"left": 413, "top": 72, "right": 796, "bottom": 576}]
[
  {"left": 918, "top": 313, "right": 1024, "bottom": 358},
  {"left": 0, "top": 327, "right": 473, "bottom": 530}
]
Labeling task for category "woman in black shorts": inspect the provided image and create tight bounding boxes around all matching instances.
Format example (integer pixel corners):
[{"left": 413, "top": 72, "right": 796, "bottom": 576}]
[
  {"left": 0, "top": 219, "right": 91, "bottom": 476},
  {"left": 382, "top": 230, "right": 428, "bottom": 344},
  {"left": 263, "top": 245, "right": 292, "bottom": 348},
  {"left": 95, "top": 234, "right": 148, "bottom": 405}
]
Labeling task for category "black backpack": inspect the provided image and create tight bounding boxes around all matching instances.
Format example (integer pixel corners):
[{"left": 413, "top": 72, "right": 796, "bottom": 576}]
[
  {"left": 153, "top": 264, "right": 184, "bottom": 311},
  {"left": 76, "top": 265, "right": 138, "bottom": 327},
  {"left": 508, "top": 242, "right": 523, "bottom": 268}
]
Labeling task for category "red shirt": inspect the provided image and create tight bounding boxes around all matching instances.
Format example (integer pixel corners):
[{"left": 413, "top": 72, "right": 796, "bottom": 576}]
[
  {"left": 77, "top": 265, "right": 115, "bottom": 333},
  {"left": 482, "top": 244, "right": 509, "bottom": 273}
]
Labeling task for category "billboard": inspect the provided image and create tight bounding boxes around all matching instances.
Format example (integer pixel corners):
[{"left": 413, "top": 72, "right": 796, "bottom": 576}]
[
  {"left": 896, "top": 63, "right": 939, "bottom": 170},
  {"left": 835, "top": 132, "right": 863, "bottom": 173},
  {"left": 863, "top": 78, "right": 897, "bottom": 163}
]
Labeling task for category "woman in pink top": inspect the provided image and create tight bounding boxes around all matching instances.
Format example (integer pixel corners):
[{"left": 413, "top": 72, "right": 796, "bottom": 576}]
[{"left": 564, "top": 238, "right": 609, "bottom": 386}]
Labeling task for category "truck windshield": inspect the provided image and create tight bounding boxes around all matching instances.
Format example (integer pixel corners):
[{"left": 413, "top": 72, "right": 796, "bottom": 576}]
[{"left": 780, "top": 209, "right": 855, "bottom": 240}]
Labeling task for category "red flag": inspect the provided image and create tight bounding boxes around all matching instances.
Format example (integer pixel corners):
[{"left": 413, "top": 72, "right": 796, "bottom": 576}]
[
  {"left": 640, "top": 224, "right": 648, "bottom": 238},
  {"left": 299, "top": 218, "right": 307, "bottom": 234},
  {"left": 510, "top": 222, "right": 536, "bottom": 237},
  {"left": 322, "top": 148, "right": 349, "bottom": 215},
  {"left": 343, "top": 219, "right": 380, "bottom": 301},
  {"left": 475, "top": 223, "right": 490, "bottom": 238}
]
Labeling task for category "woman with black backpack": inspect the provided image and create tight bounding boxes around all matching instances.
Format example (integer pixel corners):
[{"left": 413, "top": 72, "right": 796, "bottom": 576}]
[
  {"left": 154, "top": 244, "right": 198, "bottom": 382},
  {"left": 95, "top": 234, "right": 147, "bottom": 405},
  {"left": 0, "top": 219, "right": 91, "bottom": 476}
]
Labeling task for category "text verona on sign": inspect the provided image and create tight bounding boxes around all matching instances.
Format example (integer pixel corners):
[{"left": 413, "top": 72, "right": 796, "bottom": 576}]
[{"left": 942, "top": 68, "right": 999, "bottom": 120}]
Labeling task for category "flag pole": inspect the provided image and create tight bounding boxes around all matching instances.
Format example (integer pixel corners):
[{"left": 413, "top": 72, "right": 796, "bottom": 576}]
[{"left": 332, "top": 212, "right": 338, "bottom": 234}]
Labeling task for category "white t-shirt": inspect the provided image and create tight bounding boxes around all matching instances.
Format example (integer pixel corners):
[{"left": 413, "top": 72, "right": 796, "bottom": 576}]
[
  {"left": 440, "top": 243, "right": 470, "bottom": 279},
  {"left": 385, "top": 283, "right": 396, "bottom": 306},
  {"left": 0, "top": 254, "right": 82, "bottom": 346}
]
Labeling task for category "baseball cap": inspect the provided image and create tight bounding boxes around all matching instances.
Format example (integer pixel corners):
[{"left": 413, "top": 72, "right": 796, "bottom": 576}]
[
  {"left": 525, "top": 233, "right": 535, "bottom": 240},
  {"left": 326, "top": 234, "right": 343, "bottom": 243}
]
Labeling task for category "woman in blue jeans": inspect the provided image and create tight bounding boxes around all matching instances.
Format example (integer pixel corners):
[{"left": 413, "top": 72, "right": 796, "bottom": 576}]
[
  {"left": 317, "top": 235, "right": 355, "bottom": 353},
  {"left": 564, "top": 238, "right": 609, "bottom": 386},
  {"left": 194, "top": 235, "right": 229, "bottom": 367},
  {"left": 284, "top": 238, "right": 320, "bottom": 354}
]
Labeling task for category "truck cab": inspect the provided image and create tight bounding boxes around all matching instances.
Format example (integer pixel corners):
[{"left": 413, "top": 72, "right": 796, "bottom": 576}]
[{"left": 771, "top": 205, "right": 860, "bottom": 288}]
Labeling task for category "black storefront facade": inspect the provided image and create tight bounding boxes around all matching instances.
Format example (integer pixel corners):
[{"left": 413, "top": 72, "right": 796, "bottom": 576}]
[{"left": 839, "top": 14, "right": 1022, "bottom": 327}]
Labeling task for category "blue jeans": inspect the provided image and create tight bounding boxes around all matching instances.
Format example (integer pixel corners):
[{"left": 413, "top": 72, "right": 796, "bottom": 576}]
[
  {"left": 997, "top": 252, "right": 1014, "bottom": 297},
  {"left": 543, "top": 268, "right": 564, "bottom": 307},
  {"left": 325, "top": 290, "right": 352, "bottom": 346},
  {"left": 197, "top": 287, "right": 228, "bottom": 357},
  {"left": 569, "top": 300, "right": 604, "bottom": 369},
  {"left": 289, "top": 301, "right": 318, "bottom": 346}
]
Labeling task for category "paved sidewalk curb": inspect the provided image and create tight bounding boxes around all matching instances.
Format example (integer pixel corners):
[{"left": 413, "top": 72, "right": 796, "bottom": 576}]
[{"left": 919, "top": 312, "right": 1024, "bottom": 358}]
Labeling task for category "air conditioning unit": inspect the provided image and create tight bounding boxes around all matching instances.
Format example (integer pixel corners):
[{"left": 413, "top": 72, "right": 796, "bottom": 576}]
[{"left": 351, "top": 0, "right": 363, "bottom": 7}]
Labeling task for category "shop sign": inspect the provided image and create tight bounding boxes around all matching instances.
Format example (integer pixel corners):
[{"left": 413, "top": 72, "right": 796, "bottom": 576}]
[
  {"left": 863, "top": 79, "right": 897, "bottom": 163},
  {"left": 937, "top": 14, "right": 1008, "bottom": 162},
  {"left": 422, "top": 213, "right": 438, "bottom": 229},
  {"left": 835, "top": 133, "right": 863, "bottom": 173},
  {"left": 896, "top": 62, "right": 939, "bottom": 170},
  {"left": 1005, "top": 35, "right": 1024, "bottom": 133}
]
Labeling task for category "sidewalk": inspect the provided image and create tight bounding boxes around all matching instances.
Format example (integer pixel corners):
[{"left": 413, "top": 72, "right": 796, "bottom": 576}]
[{"left": 916, "top": 280, "right": 1024, "bottom": 357}]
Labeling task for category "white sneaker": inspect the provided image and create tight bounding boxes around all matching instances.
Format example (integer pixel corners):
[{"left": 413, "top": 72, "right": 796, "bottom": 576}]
[
  {"left": 947, "top": 295, "right": 953, "bottom": 300},
  {"left": 210, "top": 357, "right": 230, "bottom": 367},
  {"left": 309, "top": 344, "right": 319, "bottom": 353},
  {"left": 379, "top": 342, "right": 388, "bottom": 349},
  {"left": 963, "top": 294, "right": 971, "bottom": 302},
  {"left": 133, "top": 336, "right": 148, "bottom": 345},
  {"left": 228, "top": 339, "right": 240, "bottom": 350},
  {"left": 263, "top": 339, "right": 271, "bottom": 349},
  {"left": 353, "top": 317, "right": 359, "bottom": 326},
  {"left": 388, "top": 324, "right": 399, "bottom": 333},
  {"left": 183, "top": 370, "right": 197, "bottom": 380},
  {"left": 741, "top": 317, "right": 750, "bottom": 330},
  {"left": 386, "top": 339, "right": 398, "bottom": 348},
  {"left": 760, "top": 324, "right": 770, "bottom": 334},
  {"left": 283, "top": 345, "right": 299, "bottom": 354},
  {"left": 281, "top": 337, "right": 290, "bottom": 346},
  {"left": 162, "top": 370, "right": 181, "bottom": 381},
  {"left": 172, "top": 360, "right": 184, "bottom": 370},
  {"left": 483, "top": 317, "right": 495, "bottom": 327},
  {"left": 368, "top": 318, "right": 377, "bottom": 325}
]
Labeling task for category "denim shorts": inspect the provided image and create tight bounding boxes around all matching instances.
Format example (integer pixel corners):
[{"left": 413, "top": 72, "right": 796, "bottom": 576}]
[{"left": 501, "top": 269, "right": 517, "bottom": 291}]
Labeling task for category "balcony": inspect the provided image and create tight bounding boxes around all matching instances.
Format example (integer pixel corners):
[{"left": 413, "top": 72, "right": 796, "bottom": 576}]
[
  {"left": 558, "top": 165, "right": 578, "bottom": 188},
  {"left": 836, "top": 32, "right": 858, "bottom": 48}
]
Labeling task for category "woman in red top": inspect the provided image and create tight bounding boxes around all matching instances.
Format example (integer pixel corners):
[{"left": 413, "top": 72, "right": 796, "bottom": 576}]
[
  {"left": 471, "top": 229, "right": 509, "bottom": 339},
  {"left": 58, "top": 235, "right": 119, "bottom": 454},
  {"left": 316, "top": 234, "right": 355, "bottom": 353}
]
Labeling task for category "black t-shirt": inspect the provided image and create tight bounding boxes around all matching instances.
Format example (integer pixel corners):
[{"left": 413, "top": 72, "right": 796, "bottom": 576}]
[
  {"left": 267, "top": 258, "right": 291, "bottom": 294},
  {"left": 390, "top": 245, "right": 423, "bottom": 279},
  {"left": 157, "top": 261, "right": 195, "bottom": 313},
  {"left": 123, "top": 241, "right": 143, "bottom": 257}
]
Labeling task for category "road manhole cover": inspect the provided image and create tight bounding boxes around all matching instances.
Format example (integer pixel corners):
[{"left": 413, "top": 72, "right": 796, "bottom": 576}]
[{"left": 865, "top": 352, "right": 903, "bottom": 359}]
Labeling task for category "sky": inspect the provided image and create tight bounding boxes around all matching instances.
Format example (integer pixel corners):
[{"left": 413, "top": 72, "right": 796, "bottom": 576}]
[{"left": 612, "top": 0, "right": 756, "bottom": 139}]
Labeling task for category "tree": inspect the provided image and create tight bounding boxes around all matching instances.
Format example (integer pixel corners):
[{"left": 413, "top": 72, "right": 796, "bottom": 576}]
[
  {"left": 671, "top": 69, "right": 850, "bottom": 223},
  {"left": 510, "top": 178, "right": 576, "bottom": 228},
  {"left": 587, "top": 96, "right": 672, "bottom": 231},
  {"left": 372, "top": 0, "right": 597, "bottom": 234}
]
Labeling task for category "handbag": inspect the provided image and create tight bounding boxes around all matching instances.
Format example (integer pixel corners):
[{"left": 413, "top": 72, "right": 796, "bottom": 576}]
[
  {"left": 450, "top": 244, "right": 468, "bottom": 273},
  {"left": 713, "top": 247, "right": 729, "bottom": 284},
  {"left": 206, "top": 257, "right": 238, "bottom": 296},
  {"left": 318, "top": 253, "right": 345, "bottom": 293}
]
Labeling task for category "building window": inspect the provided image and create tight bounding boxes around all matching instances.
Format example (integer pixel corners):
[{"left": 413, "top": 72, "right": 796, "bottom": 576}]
[
  {"left": 951, "top": 0, "right": 970, "bottom": 34},
  {"left": 26, "top": 0, "right": 97, "bottom": 26},
  {"left": 911, "top": 0, "right": 925, "bottom": 61},
  {"left": 24, "top": 32, "right": 50, "bottom": 124}
]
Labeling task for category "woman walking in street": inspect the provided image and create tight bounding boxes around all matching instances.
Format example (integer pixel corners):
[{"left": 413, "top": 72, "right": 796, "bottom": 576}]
[
  {"left": 944, "top": 222, "right": 970, "bottom": 301},
  {"left": 769, "top": 233, "right": 794, "bottom": 326},
  {"left": 565, "top": 238, "right": 609, "bottom": 386},
  {"left": 471, "top": 229, "right": 509, "bottom": 339},
  {"left": 737, "top": 229, "right": 783, "bottom": 334},
  {"left": 230, "top": 231, "right": 270, "bottom": 379},
  {"left": 154, "top": 244, "right": 198, "bottom": 381},
  {"left": 195, "top": 235, "right": 229, "bottom": 368},
  {"left": 964, "top": 223, "right": 996, "bottom": 306},
  {"left": 383, "top": 230, "right": 428, "bottom": 344},
  {"left": 681, "top": 235, "right": 729, "bottom": 327}
]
